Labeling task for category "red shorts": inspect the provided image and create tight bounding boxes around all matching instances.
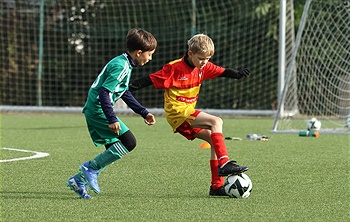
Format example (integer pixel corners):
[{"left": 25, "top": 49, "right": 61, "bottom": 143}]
[{"left": 176, "top": 110, "right": 202, "bottom": 140}]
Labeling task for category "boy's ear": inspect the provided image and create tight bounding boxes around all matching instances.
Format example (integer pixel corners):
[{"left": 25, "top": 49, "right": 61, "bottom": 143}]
[
  {"left": 188, "top": 50, "right": 194, "bottom": 57},
  {"left": 136, "top": 50, "right": 143, "bottom": 57}
]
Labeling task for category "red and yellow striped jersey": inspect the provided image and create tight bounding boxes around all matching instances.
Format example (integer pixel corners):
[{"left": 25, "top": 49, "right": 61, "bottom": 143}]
[{"left": 149, "top": 56, "right": 225, "bottom": 131}]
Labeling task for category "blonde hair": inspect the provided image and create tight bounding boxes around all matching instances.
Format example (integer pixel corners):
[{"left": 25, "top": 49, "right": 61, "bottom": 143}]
[{"left": 187, "top": 34, "right": 215, "bottom": 56}]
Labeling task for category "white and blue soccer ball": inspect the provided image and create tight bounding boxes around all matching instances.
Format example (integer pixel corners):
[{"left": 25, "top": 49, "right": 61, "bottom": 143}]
[
  {"left": 224, "top": 173, "right": 252, "bottom": 198},
  {"left": 306, "top": 118, "right": 322, "bottom": 131}
]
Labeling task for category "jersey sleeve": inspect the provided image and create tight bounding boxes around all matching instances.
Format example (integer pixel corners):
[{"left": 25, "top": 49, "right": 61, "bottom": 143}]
[
  {"left": 99, "top": 87, "right": 118, "bottom": 124},
  {"left": 203, "top": 62, "right": 225, "bottom": 80},
  {"left": 121, "top": 90, "right": 149, "bottom": 118},
  {"left": 149, "top": 64, "right": 174, "bottom": 89}
]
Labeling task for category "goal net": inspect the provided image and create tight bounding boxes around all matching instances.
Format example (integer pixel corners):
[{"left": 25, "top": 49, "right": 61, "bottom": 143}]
[
  {"left": 272, "top": 0, "right": 350, "bottom": 134},
  {"left": 1, "top": 0, "right": 295, "bottom": 115}
]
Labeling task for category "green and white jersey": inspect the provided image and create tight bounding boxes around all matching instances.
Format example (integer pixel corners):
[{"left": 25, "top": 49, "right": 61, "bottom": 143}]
[{"left": 83, "top": 53, "right": 133, "bottom": 116}]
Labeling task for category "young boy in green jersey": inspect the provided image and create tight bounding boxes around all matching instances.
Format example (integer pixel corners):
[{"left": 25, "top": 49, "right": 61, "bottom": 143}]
[
  {"left": 129, "top": 34, "right": 249, "bottom": 196},
  {"left": 66, "top": 28, "right": 157, "bottom": 199}
]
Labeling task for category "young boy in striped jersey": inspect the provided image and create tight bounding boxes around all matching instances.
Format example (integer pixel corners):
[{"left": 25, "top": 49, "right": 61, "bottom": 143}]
[
  {"left": 129, "top": 34, "right": 249, "bottom": 196},
  {"left": 66, "top": 28, "right": 157, "bottom": 198}
]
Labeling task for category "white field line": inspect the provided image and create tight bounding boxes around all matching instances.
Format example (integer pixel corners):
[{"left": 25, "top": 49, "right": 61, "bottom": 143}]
[{"left": 1, "top": 147, "right": 49, "bottom": 163}]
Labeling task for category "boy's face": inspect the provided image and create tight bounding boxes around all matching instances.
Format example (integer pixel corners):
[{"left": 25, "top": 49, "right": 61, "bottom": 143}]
[
  {"left": 188, "top": 51, "right": 212, "bottom": 70},
  {"left": 135, "top": 49, "right": 156, "bottom": 66}
]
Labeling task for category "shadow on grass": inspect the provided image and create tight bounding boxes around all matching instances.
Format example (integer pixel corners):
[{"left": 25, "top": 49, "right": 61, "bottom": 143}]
[
  {"left": 2, "top": 126, "right": 86, "bottom": 130},
  {"left": 1, "top": 190, "right": 219, "bottom": 200},
  {"left": 1, "top": 191, "right": 83, "bottom": 200}
]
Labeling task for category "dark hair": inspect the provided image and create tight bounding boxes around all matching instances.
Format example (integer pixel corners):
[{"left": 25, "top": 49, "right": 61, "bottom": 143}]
[{"left": 126, "top": 28, "right": 157, "bottom": 52}]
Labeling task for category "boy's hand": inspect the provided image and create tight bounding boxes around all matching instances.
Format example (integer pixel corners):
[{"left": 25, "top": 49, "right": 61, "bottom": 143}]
[
  {"left": 144, "top": 113, "right": 156, "bottom": 125},
  {"left": 234, "top": 68, "right": 250, "bottom": 79},
  {"left": 109, "top": 122, "right": 122, "bottom": 135}
]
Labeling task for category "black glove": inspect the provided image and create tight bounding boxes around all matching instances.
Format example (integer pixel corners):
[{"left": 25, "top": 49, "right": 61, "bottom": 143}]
[{"left": 234, "top": 68, "right": 250, "bottom": 79}]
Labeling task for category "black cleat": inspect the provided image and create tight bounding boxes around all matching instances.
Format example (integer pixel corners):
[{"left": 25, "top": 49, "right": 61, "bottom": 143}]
[
  {"left": 218, "top": 160, "right": 248, "bottom": 176},
  {"left": 209, "top": 186, "right": 228, "bottom": 196}
]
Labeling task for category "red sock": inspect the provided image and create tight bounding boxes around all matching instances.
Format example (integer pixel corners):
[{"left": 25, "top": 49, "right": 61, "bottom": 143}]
[
  {"left": 210, "top": 132, "right": 229, "bottom": 166},
  {"left": 210, "top": 160, "right": 224, "bottom": 189}
]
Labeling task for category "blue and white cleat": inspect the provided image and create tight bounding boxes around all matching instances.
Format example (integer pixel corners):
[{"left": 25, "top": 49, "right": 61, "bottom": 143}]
[
  {"left": 79, "top": 161, "right": 100, "bottom": 194},
  {"left": 66, "top": 174, "right": 92, "bottom": 199}
]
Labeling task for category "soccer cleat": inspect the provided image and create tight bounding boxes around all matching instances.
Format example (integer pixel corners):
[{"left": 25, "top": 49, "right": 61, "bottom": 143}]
[
  {"left": 209, "top": 186, "right": 228, "bottom": 196},
  {"left": 66, "top": 175, "right": 92, "bottom": 199},
  {"left": 79, "top": 161, "right": 100, "bottom": 194},
  {"left": 218, "top": 160, "right": 248, "bottom": 176}
]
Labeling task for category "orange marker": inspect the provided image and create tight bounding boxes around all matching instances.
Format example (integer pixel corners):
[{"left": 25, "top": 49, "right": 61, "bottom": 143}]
[{"left": 199, "top": 142, "right": 211, "bottom": 148}]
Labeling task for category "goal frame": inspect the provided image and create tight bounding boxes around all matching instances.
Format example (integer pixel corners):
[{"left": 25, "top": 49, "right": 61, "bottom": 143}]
[{"left": 271, "top": 0, "right": 350, "bottom": 135}]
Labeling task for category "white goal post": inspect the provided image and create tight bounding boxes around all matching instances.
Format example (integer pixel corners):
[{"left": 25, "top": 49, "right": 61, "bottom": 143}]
[{"left": 272, "top": 0, "right": 350, "bottom": 134}]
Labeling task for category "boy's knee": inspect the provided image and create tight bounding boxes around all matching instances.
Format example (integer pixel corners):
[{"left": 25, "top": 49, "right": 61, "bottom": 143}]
[
  {"left": 122, "top": 138, "right": 136, "bottom": 152},
  {"left": 118, "top": 130, "right": 137, "bottom": 152},
  {"left": 213, "top": 116, "right": 223, "bottom": 125},
  {"left": 104, "top": 130, "right": 137, "bottom": 152}
]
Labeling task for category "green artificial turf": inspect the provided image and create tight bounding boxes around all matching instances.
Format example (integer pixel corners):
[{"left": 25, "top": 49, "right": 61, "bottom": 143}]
[{"left": 1, "top": 114, "right": 348, "bottom": 221}]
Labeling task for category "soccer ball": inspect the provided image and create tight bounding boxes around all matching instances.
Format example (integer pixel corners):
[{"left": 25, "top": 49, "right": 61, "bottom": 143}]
[
  {"left": 224, "top": 173, "right": 252, "bottom": 198},
  {"left": 306, "top": 118, "right": 321, "bottom": 131}
]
